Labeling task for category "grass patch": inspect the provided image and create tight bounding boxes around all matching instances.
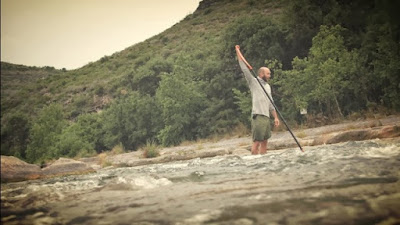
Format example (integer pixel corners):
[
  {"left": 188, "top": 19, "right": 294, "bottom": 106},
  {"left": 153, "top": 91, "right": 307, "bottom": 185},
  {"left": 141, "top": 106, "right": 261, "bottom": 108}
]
[
  {"left": 230, "top": 122, "right": 250, "bottom": 138},
  {"left": 97, "top": 152, "right": 112, "bottom": 168},
  {"left": 110, "top": 143, "right": 125, "bottom": 155},
  {"left": 296, "top": 131, "right": 307, "bottom": 139},
  {"left": 196, "top": 144, "right": 204, "bottom": 150},
  {"left": 346, "top": 124, "right": 357, "bottom": 130},
  {"left": 141, "top": 140, "right": 160, "bottom": 158}
]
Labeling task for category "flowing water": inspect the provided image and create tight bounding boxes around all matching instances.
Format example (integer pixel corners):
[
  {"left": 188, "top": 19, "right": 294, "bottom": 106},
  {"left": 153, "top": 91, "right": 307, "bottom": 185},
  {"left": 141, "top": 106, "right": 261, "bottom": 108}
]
[{"left": 2, "top": 139, "right": 400, "bottom": 225}]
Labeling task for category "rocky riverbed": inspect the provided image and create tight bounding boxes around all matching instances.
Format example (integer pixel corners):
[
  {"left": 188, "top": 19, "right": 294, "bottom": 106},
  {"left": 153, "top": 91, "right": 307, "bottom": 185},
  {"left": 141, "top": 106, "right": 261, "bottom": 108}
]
[{"left": 1, "top": 116, "right": 400, "bottom": 224}]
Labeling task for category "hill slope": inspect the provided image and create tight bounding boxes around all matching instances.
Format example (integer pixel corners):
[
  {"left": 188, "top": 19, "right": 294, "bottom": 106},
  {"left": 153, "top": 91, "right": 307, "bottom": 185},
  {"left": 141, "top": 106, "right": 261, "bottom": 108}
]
[{"left": 1, "top": 0, "right": 281, "bottom": 119}]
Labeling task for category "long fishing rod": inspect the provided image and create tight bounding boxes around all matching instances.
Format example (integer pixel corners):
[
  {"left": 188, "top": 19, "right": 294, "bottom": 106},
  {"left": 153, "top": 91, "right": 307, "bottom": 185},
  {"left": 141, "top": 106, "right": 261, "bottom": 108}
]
[{"left": 236, "top": 45, "right": 304, "bottom": 152}]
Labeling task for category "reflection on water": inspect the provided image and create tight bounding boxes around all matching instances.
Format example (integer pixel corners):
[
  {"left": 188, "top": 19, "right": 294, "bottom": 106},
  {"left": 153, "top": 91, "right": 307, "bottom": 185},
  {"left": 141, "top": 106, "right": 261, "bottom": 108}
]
[{"left": 2, "top": 139, "right": 400, "bottom": 224}]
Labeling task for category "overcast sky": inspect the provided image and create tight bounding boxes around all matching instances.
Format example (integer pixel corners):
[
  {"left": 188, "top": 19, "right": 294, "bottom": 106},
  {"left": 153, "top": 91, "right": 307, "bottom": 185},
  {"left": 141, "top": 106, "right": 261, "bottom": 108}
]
[{"left": 1, "top": 0, "right": 201, "bottom": 69}]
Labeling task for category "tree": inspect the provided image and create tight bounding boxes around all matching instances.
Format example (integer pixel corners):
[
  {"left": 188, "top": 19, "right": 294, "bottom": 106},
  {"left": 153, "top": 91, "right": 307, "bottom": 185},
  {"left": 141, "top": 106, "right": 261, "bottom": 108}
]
[
  {"left": 362, "top": 5, "right": 400, "bottom": 110},
  {"left": 102, "top": 92, "right": 161, "bottom": 150},
  {"left": 156, "top": 55, "right": 207, "bottom": 146},
  {"left": 222, "top": 16, "right": 287, "bottom": 69},
  {"left": 0, "top": 112, "right": 30, "bottom": 159},
  {"left": 274, "top": 25, "right": 364, "bottom": 120},
  {"left": 126, "top": 56, "right": 173, "bottom": 96},
  {"left": 372, "top": 29, "right": 400, "bottom": 110},
  {"left": 56, "top": 124, "right": 94, "bottom": 158},
  {"left": 232, "top": 88, "right": 252, "bottom": 127},
  {"left": 26, "top": 104, "right": 67, "bottom": 163},
  {"left": 74, "top": 113, "right": 107, "bottom": 152}
]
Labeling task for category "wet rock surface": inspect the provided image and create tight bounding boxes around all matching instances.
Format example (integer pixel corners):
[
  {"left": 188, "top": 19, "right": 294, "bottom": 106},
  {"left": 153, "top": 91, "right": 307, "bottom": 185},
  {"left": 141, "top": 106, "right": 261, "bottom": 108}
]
[{"left": 2, "top": 138, "right": 400, "bottom": 224}]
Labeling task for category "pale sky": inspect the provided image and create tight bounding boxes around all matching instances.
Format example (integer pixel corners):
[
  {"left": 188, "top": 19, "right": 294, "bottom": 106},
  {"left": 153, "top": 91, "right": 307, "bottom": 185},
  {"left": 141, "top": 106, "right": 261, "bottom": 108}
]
[{"left": 1, "top": 0, "right": 201, "bottom": 69}]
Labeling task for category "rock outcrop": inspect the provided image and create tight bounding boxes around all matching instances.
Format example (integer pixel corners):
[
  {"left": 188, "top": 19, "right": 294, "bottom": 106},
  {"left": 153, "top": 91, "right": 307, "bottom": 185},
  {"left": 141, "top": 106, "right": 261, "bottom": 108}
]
[
  {"left": 1, "top": 156, "right": 42, "bottom": 182},
  {"left": 311, "top": 125, "right": 400, "bottom": 146},
  {"left": 41, "top": 158, "right": 95, "bottom": 179},
  {"left": 1, "top": 157, "right": 95, "bottom": 183}
]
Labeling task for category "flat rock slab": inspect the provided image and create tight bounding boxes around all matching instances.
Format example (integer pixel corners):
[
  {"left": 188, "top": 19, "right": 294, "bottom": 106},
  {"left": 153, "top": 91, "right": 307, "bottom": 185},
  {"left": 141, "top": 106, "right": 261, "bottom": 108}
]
[
  {"left": 311, "top": 125, "right": 400, "bottom": 146},
  {"left": 41, "top": 158, "right": 95, "bottom": 179},
  {"left": 110, "top": 148, "right": 230, "bottom": 167}
]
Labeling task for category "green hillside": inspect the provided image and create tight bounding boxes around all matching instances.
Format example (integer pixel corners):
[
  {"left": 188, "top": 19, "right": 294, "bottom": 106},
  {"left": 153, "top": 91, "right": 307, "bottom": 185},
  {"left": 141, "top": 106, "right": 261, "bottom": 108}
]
[{"left": 1, "top": 0, "right": 399, "bottom": 163}]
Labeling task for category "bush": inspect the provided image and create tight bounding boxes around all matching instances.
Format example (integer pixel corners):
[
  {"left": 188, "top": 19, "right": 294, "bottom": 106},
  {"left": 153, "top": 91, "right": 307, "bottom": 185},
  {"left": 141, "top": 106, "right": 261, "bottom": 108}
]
[
  {"left": 110, "top": 142, "right": 125, "bottom": 155},
  {"left": 26, "top": 104, "right": 67, "bottom": 163},
  {"left": 274, "top": 25, "right": 365, "bottom": 120},
  {"left": 73, "top": 94, "right": 90, "bottom": 108},
  {"left": 222, "top": 16, "right": 287, "bottom": 69},
  {"left": 74, "top": 113, "right": 106, "bottom": 152},
  {"left": 0, "top": 112, "right": 30, "bottom": 159},
  {"left": 232, "top": 88, "right": 252, "bottom": 127},
  {"left": 142, "top": 140, "right": 160, "bottom": 158},
  {"left": 95, "top": 86, "right": 105, "bottom": 96},
  {"left": 56, "top": 126, "right": 94, "bottom": 158},
  {"left": 155, "top": 55, "right": 207, "bottom": 146},
  {"left": 102, "top": 92, "right": 162, "bottom": 150}
]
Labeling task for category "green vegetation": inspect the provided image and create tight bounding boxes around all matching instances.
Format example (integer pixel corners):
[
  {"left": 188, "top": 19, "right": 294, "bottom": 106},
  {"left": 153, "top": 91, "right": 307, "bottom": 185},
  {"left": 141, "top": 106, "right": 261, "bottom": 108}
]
[
  {"left": 1, "top": 0, "right": 399, "bottom": 163},
  {"left": 141, "top": 140, "right": 160, "bottom": 158},
  {"left": 25, "top": 104, "right": 67, "bottom": 163}
]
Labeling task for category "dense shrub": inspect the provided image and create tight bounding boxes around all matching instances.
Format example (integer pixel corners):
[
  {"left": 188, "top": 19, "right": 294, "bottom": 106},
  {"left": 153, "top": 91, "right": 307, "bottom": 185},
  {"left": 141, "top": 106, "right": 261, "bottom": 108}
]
[
  {"left": 26, "top": 104, "right": 67, "bottom": 163},
  {"left": 56, "top": 125, "right": 94, "bottom": 158},
  {"left": 155, "top": 55, "right": 207, "bottom": 146},
  {"left": 102, "top": 92, "right": 162, "bottom": 150},
  {"left": 0, "top": 112, "right": 30, "bottom": 159}
]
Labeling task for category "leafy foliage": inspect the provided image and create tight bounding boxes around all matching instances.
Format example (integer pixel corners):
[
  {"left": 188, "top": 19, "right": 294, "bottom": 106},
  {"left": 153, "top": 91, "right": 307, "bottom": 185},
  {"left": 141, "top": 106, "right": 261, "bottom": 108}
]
[
  {"left": 274, "top": 25, "right": 364, "bottom": 121},
  {"left": 26, "top": 104, "right": 67, "bottom": 163},
  {"left": 56, "top": 125, "right": 94, "bottom": 158},
  {"left": 222, "top": 16, "right": 287, "bottom": 69},
  {"left": 142, "top": 140, "right": 160, "bottom": 158},
  {"left": 156, "top": 55, "right": 207, "bottom": 146},
  {"left": 232, "top": 88, "right": 251, "bottom": 127},
  {"left": 364, "top": 9, "right": 400, "bottom": 110},
  {"left": 102, "top": 91, "right": 162, "bottom": 150},
  {"left": 0, "top": 112, "right": 30, "bottom": 158}
]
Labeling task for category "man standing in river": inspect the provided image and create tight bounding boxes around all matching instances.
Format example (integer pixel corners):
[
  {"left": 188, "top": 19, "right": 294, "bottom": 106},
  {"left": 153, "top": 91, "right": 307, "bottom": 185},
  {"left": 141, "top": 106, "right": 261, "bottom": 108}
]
[{"left": 235, "top": 45, "right": 280, "bottom": 155}]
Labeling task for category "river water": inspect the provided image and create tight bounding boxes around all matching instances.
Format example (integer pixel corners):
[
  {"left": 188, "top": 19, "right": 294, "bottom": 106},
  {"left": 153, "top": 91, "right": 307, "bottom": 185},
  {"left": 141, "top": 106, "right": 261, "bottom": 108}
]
[{"left": 2, "top": 138, "right": 400, "bottom": 225}]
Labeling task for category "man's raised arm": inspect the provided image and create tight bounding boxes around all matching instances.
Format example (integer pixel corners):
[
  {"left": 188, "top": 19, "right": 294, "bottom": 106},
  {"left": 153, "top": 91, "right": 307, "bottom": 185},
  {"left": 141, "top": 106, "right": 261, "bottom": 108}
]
[
  {"left": 235, "top": 45, "right": 252, "bottom": 70},
  {"left": 235, "top": 45, "right": 255, "bottom": 84}
]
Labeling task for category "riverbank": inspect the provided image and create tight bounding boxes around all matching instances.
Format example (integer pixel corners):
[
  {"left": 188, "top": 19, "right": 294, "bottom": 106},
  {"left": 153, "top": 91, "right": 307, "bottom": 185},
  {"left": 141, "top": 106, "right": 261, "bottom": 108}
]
[
  {"left": 1, "top": 115, "right": 400, "bottom": 183},
  {"left": 91, "top": 115, "right": 400, "bottom": 169}
]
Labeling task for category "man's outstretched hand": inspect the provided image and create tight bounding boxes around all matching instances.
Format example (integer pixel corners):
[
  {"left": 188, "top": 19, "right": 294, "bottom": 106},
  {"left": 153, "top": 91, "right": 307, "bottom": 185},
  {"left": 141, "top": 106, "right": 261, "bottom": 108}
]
[{"left": 235, "top": 45, "right": 252, "bottom": 70}]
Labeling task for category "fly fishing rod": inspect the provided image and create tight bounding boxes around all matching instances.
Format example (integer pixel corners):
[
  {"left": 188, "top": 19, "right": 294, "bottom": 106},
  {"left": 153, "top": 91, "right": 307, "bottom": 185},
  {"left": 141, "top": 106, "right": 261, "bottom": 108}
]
[{"left": 235, "top": 45, "right": 304, "bottom": 152}]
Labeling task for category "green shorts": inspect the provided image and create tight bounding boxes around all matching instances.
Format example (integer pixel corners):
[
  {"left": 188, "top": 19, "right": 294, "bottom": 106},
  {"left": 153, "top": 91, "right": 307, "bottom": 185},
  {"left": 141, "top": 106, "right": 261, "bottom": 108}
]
[{"left": 252, "top": 114, "right": 271, "bottom": 141}]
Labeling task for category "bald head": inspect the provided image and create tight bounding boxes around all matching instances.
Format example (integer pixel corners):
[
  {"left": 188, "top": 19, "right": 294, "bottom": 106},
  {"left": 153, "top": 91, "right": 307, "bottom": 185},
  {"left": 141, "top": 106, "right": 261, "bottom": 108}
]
[{"left": 258, "top": 67, "right": 271, "bottom": 82}]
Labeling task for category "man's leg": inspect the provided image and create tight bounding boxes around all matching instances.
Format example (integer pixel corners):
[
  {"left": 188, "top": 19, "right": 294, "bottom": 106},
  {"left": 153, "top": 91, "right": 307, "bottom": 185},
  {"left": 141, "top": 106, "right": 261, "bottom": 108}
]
[
  {"left": 259, "top": 115, "right": 271, "bottom": 154},
  {"left": 259, "top": 140, "right": 268, "bottom": 154},
  {"left": 252, "top": 141, "right": 260, "bottom": 155}
]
